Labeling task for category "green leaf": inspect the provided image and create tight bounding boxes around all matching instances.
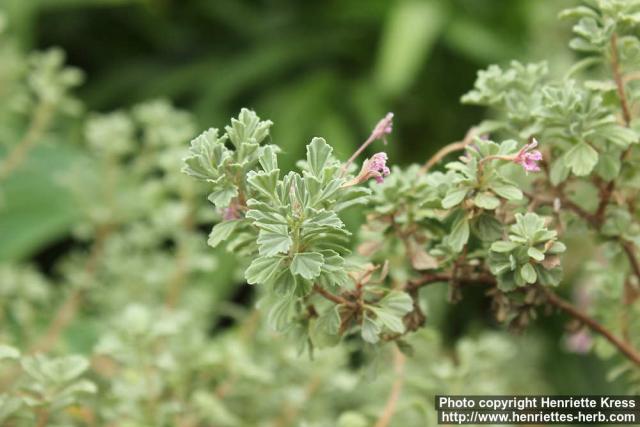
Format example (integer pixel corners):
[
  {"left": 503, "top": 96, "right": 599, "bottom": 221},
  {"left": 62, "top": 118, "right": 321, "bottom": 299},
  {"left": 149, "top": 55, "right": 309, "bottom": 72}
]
[
  {"left": 372, "top": 308, "right": 405, "bottom": 334},
  {"left": 207, "top": 220, "right": 242, "bottom": 248},
  {"left": 333, "top": 186, "right": 371, "bottom": 211},
  {"left": 491, "top": 241, "right": 519, "bottom": 252},
  {"left": 549, "top": 158, "right": 570, "bottom": 186},
  {"left": 225, "top": 108, "right": 273, "bottom": 148},
  {"left": 448, "top": 211, "right": 470, "bottom": 252},
  {"left": 548, "top": 241, "right": 567, "bottom": 254},
  {"left": 303, "top": 209, "right": 344, "bottom": 230},
  {"left": 372, "top": 291, "right": 412, "bottom": 333},
  {"left": 290, "top": 252, "right": 324, "bottom": 280},
  {"left": 605, "top": 125, "right": 637, "bottom": 148},
  {"left": 595, "top": 151, "right": 621, "bottom": 182},
  {"left": 442, "top": 187, "right": 468, "bottom": 209},
  {"left": 266, "top": 295, "right": 296, "bottom": 331},
  {"left": 257, "top": 224, "right": 292, "bottom": 257},
  {"left": 245, "top": 207, "right": 287, "bottom": 225},
  {"left": 564, "top": 142, "right": 599, "bottom": 176},
  {"left": 536, "top": 266, "right": 563, "bottom": 287},
  {"left": 182, "top": 128, "right": 230, "bottom": 181},
  {"left": 527, "top": 247, "right": 545, "bottom": 261},
  {"left": 361, "top": 314, "right": 381, "bottom": 344},
  {"left": 378, "top": 291, "right": 413, "bottom": 317},
  {"left": 306, "top": 137, "right": 333, "bottom": 178},
  {"left": 309, "top": 305, "right": 341, "bottom": 348},
  {"left": 272, "top": 269, "right": 298, "bottom": 296},
  {"left": 318, "top": 305, "right": 341, "bottom": 335},
  {"left": 472, "top": 214, "right": 503, "bottom": 241},
  {"left": 520, "top": 263, "right": 537, "bottom": 284},
  {"left": 207, "top": 185, "right": 238, "bottom": 208},
  {"left": 490, "top": 182, "right": 523, "bottom": 201},
  {"left": 318, "top": 250, "right": 350, "bottom": 288},
  {"left": 258, "top": 145, "right": 279, "bottom": 172},
  {"left": 474, "top": 192, "right": 501, "bottom": 210},
  {"left": 247, "top": 169, "right": 279, "bottom": 200},
  {"left": 245, "top": 256, "right": 284, "bottom": 285}
]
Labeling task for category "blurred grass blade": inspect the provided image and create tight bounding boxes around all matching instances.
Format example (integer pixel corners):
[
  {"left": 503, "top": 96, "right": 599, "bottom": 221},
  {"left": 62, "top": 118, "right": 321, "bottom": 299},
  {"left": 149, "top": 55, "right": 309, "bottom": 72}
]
[
  {"left": 374, "top": 0, "right": 445, "bottom": 97},
  {"left": 443, "top": 16, "right": 521, "bottom": 63},
  {"left": 0, "top": 144, "right": 81, "bottom": 262}
]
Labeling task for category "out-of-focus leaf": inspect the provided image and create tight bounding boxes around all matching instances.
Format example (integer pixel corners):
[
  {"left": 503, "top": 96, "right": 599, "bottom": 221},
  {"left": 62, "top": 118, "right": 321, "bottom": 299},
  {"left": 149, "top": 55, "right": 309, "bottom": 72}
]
[
  {"left": 0, "top": 143, "right": 82, "bottom": 261},
  {"left": 375, "top": 0, "right": 445, "bottom": 96},
  {"left": 443, "top": 17, "right": 521, "bottom": 63}
]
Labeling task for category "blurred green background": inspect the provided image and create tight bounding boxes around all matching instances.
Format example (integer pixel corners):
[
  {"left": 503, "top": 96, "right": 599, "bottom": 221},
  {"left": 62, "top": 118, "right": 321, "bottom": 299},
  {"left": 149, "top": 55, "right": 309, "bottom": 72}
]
[
  {"left": 3, "top": 0, "right": 627, "bottom": 396},
  {"left": 5, "top": 0, "right": 573, "bottom": 166},
  {"left": 2, "top": 0, "right": 576, "bottom": 260}
]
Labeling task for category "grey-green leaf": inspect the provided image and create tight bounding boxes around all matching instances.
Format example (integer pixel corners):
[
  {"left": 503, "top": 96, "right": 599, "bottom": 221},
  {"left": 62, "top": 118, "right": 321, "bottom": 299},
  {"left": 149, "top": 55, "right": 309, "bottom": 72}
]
[
  {"left": 257, "top": 224, "right": 292, "bottom": 257},
  {"left": 520, "top": 263, "right": 537, "bottom": 284},
  {"left": 247, "top": 169, "right": 279, "bottom": 200},
  {"left": 361, "top": 314, "right": 381, "bottom": 344},
  {"left": 442, "top": 188, "right": 468, "bottom": 209},
  {"left": 290, "top": 252, "right": 324, "bottom": 280},
  {"left": 527, "top": 246, "right": 545, "bottom": 261},
  {"left": 564, "top": 142, "right": 598, "bottom": 176},
  {"left": 491, "top": 241, "right": 519, "bottom": 252},
  {"left": 208, "top": 220, "right": 242, "bottom": 248},
  {"left": 245, "top": 256, "right": 284, "bottom": 285},
  {"left": 306, "top": 137, "right": 333, "bottom": 178},
  {"left": 474, "top": 192, "right": 501, "bottom": 210},
  {"left": 448, "top": 212, "right": 470, "bottom": 252},
  {"left": 490, "top": 183, "right": 523, "bottom": 201}
]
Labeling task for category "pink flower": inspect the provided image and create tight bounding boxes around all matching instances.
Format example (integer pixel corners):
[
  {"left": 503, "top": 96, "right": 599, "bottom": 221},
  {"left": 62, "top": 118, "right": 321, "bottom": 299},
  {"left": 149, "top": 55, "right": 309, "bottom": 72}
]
[
  {"left": 370, "top": 112, "right": 394, "bottom": 145},
  {"left": 513, "top": 138, "right": 543, "bottom": 172},
  {"left": 343, "top": 152, "right": 391, "bottom": 187},
  {"left": 367, "top": 152, "right": 391, "bottom": 183}
]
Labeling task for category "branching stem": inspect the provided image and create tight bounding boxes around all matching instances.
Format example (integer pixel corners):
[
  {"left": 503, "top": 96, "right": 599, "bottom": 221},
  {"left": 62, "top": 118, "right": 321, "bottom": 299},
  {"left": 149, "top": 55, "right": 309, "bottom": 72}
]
[
  {"left": 408, "top": 271, "right": 640, "bottom": 367},
  {"left": 540, "top": 286, "right": 640, "bottom": 366},
  {"left": 313, "top": 284, "right": 356, "bottom": 308},
  {"left": 420, "top": 127, "right": 477, "bottom": 174},
  {"left": 611, "top": 33, "right": 632, "bottom": 127}
]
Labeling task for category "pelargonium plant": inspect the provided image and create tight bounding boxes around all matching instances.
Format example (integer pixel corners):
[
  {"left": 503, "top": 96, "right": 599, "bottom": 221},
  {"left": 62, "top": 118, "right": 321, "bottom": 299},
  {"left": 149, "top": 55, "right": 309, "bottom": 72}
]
[
  {"left": 184, "top": 0, "right": 640, "bottom": 383},
  {"left": 1, "top": 1, "right": 640, "bottom": 426}
]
